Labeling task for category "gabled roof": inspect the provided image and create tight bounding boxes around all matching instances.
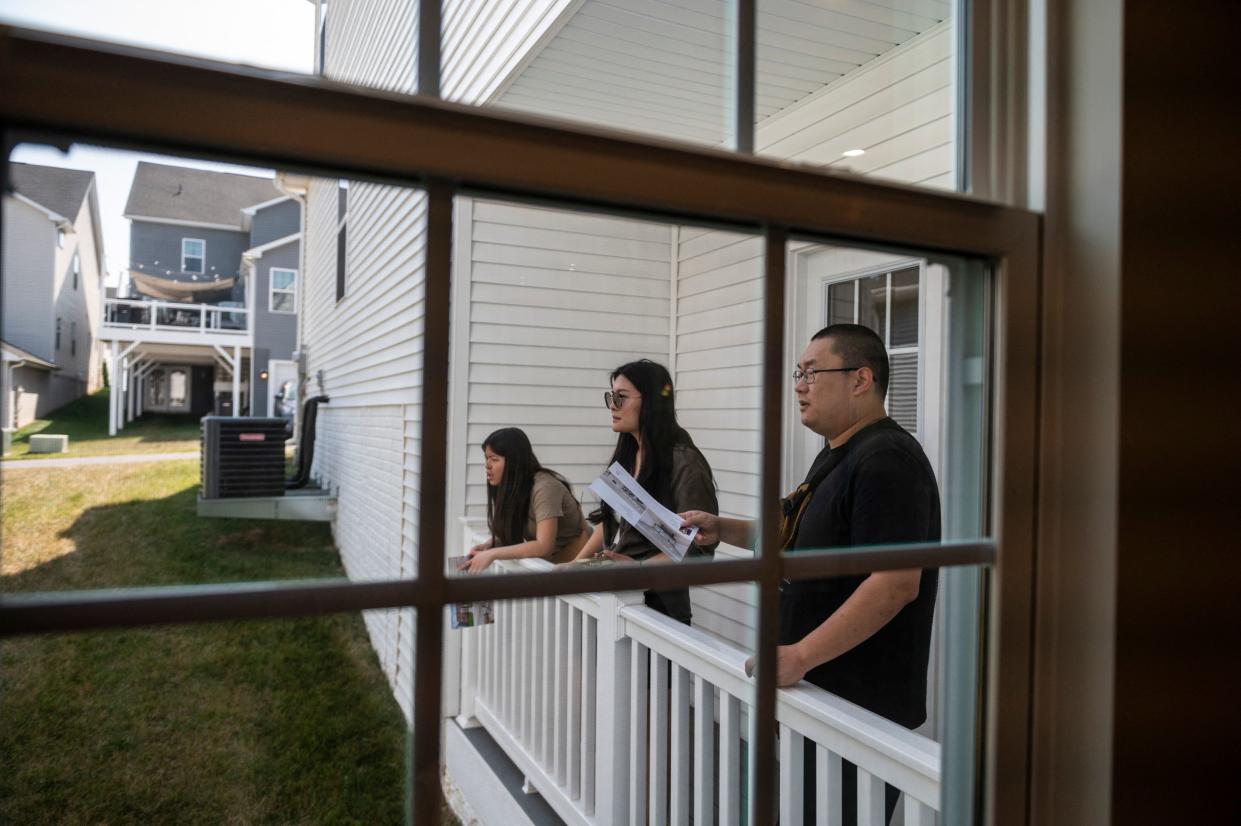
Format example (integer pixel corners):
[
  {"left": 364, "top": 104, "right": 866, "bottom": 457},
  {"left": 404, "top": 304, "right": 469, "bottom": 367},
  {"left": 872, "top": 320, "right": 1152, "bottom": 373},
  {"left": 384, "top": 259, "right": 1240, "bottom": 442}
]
[
  {"left": 1, "top": 340, "right": 57, "bottom": 370},
  {"left": 123, "top": 161, "right": 280, "bottom": 229},
  {"left": 7, "top": 162, "right": 94, "bottom": 221}
]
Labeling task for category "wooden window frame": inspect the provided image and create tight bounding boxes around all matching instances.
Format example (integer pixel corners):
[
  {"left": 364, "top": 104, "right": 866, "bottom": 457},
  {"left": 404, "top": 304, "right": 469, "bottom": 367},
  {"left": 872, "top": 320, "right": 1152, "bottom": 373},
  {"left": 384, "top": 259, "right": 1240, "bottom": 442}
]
[{"left": 0, "top": 7, "right": 1038, "bottom": 824}]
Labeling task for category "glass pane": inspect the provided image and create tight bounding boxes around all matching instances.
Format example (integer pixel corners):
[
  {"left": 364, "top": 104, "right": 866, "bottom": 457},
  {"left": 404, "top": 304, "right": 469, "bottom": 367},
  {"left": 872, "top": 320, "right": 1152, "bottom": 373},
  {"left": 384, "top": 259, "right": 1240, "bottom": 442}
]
[
  {"left": 443, "top": 583, "right": 758, "bottom": 824},
  {"left": 446, "top": 196, "right": 764, "bottom": 595},
  {"left": 0, "top": 0, "right": 317, "bottom": 76},
  {"left": 441, "top": 1, "right": 736, "bottom": 148},
  {"left": 857, "top": 271, "right": 887, "bottom": 342},
  {"left": 827, "top": 280, "right": 855, "bottom": 325},
  {"left": 3, "top": 142, "right": 424, "bottom": 589},
  {"left": 756, "top": 0, "right": 959, "bottom": 191},
  {"left": 0, "top": 612, "right": 409, "bottom": 822},
  {"left": 890, "top": 265, "right": 920, "bottom": 346}
]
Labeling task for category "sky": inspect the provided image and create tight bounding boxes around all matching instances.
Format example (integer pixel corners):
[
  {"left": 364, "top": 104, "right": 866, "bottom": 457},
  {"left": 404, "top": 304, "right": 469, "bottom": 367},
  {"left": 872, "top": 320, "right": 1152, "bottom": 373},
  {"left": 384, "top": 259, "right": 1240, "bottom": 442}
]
[{"left": 0, "top": 0, "right": 316, "bottom": 284}]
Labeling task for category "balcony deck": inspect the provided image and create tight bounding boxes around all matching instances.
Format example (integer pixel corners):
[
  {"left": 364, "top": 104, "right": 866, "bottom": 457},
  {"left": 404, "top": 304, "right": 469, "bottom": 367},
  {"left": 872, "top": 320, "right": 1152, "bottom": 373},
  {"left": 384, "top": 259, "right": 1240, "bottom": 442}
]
[{"left": 99, "top": 297, "right": 251, "bottom": 345}]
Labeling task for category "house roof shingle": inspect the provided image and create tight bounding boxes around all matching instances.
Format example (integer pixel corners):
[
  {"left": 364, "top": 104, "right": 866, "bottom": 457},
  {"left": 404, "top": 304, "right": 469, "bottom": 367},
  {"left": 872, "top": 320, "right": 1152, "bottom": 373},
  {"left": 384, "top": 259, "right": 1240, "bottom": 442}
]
[
  {"left": 123, "top": 161, "right": 280, "bottom": 228},
  {"left": 7, "top": 162, "right": 95, "bottom": 221}
]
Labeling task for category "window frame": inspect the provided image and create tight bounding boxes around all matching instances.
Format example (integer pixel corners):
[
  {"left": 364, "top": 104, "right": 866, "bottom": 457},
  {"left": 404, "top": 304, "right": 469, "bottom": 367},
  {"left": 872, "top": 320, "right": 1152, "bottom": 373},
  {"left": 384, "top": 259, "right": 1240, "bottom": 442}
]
[
  {"left": 0, "top": 16, "right": 1039, "bottom": 826},
  {"left": 268, "top": 266, "right": 297, "bottom": 314},
  {"left": 180, "top": 237, "right": 205, "bottom": 273}
]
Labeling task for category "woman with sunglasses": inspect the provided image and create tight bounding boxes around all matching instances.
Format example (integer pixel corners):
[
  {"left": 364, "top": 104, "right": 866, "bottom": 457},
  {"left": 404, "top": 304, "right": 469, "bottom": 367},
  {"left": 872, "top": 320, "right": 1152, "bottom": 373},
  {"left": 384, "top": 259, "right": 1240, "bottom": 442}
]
[
  {"left": 573, "top": 359, "right": 719, "bottom": 624},
  {"left": 461, "top": 427, "right": 591, "bottom": 574}
]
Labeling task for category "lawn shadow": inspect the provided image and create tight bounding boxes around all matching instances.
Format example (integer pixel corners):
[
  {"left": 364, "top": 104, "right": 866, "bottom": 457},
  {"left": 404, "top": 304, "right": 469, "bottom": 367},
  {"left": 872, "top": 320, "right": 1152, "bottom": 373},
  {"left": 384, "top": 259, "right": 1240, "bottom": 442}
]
[
  {"left": 0, "top": 483, "right": 414, "bottom": 825},
  {"left": 5, "top": 482, "right": 343, "bottom": 594}
]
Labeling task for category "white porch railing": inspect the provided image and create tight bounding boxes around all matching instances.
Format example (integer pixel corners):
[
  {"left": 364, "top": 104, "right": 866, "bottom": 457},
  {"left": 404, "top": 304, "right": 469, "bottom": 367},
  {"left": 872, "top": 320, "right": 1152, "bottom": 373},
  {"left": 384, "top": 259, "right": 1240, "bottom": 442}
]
[
  {"left": 102, "top": 297, "right": 250, "bottom": 335},
  {"left": 454, "top": 548, "right": 941, "bottom": 825}
]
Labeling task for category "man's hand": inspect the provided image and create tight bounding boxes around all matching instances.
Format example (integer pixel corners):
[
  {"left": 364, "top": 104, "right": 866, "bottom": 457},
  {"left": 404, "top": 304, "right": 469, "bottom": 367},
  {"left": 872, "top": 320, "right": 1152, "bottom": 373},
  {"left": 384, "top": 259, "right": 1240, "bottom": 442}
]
[
  {"left": 744, "top": 644, "right": 811, "bottom": 687},
  {"left": 679, "top": 510, "right": 720, "bottom": 545}
]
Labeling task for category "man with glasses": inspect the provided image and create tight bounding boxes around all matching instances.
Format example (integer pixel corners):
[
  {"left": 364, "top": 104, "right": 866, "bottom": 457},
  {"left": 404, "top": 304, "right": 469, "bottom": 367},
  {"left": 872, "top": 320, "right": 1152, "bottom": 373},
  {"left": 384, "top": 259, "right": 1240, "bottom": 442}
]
[{"left": 682, "top": 323, "right": 940, "bottom": 825}]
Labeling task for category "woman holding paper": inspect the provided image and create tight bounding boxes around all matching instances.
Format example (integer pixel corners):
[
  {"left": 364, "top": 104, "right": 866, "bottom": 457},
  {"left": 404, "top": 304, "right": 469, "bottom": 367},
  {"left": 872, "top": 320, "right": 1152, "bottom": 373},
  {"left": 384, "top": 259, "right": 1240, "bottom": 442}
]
[
  {"left": 461, "top": 428, "right": 591, "bottom": 573},
  {"left": 573, "top": 359, "right": 719, "bottom": 624}
]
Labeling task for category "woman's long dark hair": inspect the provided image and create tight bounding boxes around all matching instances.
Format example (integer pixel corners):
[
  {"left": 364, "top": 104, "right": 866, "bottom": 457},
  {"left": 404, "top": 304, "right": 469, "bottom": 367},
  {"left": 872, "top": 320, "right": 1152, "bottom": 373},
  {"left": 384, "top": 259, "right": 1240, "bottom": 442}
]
[
  {"left": 596, "top": 360, "right": 709, "bottom": 539},
  {"left": 483, "top": 428, "right": 572, "bottom": 546}
]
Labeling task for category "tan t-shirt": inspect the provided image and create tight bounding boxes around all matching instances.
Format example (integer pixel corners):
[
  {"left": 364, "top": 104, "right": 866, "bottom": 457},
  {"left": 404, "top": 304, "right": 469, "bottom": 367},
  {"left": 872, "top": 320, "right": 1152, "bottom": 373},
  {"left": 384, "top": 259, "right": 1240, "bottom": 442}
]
[{"left": 525, "top": 471, "right": 588, "bottom": 563}]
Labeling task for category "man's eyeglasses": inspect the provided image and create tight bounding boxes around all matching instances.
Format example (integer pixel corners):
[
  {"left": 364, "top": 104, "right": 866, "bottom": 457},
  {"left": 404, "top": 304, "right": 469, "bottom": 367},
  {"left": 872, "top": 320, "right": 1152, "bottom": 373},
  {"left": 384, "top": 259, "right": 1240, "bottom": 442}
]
[
  {"left": 792, "top": 367, "right": 860, "bottom": 385},
  {"left": 603, "top": 391, "right": 641, "bottom": 409}
]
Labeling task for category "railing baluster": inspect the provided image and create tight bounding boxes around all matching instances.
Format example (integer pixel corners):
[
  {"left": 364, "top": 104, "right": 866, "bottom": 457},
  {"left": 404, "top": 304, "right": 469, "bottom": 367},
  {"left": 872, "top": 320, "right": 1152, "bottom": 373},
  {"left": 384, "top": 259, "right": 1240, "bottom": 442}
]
[
  {"left": 815, "top": 744, "right": 842, "bottom": 826},
  {"left": 506, "top": 600, "right": 517, "bottom": 726},
  {"left": 630, "top": 643, "right": 649, "bottom": 822},
  {"left": 568, "top": 607, "right": 583, "bottom": 799},
  {"left": 719, "top": 692, "right": 741, "bottom": 826},
  {"left": 650, "top": 653, "right": 670, "bottom": 826},
  {"left": 554, "top": 600, "right": 567, "bottom": 787},
  {"left": 857, "top": 767, "right": 886, "bottom": 826},
  {"left": 693, "top": 677, "right": 715, "bottom": 826},
  {"left": 670, "top": 665, "right": 691, "bottom": 824},
  {"left": 779, "top": 723, "right": 805, "bottom": 826},
  {"left": 519, "top": 599, "right": 530, "bottom": 745},
  {"left": 904, "top": 794, "right": 935, "bottom": 826},
  {"left": 582, "top": 615, "right": 597, "bottom": 815},
  {"left": 541, "top": 598, "right": 554, "bottom": 769}
]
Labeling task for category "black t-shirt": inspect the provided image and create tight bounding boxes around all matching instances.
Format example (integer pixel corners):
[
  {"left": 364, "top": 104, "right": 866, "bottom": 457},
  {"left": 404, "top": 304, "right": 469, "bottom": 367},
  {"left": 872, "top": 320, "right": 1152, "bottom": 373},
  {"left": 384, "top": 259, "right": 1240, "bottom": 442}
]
[{"left": 780, "top": 417, "right": 941, "bottom": 728}]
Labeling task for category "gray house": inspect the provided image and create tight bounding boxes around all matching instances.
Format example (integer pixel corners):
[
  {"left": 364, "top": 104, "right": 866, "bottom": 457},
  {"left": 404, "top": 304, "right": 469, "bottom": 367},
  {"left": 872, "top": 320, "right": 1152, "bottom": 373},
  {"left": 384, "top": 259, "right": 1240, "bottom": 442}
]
[
  {"left": 2, "top": 162, "right": 106, "bottom": 431},
  {"left": 102, "top": 162, "right": 301, "bottom": 433}
]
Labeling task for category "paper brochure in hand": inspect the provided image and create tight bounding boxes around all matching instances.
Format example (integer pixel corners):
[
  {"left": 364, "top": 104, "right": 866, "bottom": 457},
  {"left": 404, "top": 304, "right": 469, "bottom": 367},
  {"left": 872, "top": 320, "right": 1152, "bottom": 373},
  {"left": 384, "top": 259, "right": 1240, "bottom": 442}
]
[{"left": 589, "top": 462, "right": 699, "bottom": 562}]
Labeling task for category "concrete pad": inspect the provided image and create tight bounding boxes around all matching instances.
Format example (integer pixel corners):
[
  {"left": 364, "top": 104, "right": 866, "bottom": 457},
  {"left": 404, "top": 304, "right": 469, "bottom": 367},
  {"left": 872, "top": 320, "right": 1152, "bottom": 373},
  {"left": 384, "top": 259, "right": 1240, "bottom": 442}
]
[
  {"left": 28, "top": 434, "right": 69, "bottom": 453},
  {"left": 1, "top": 428, "right": 13, "bottom": 455}
]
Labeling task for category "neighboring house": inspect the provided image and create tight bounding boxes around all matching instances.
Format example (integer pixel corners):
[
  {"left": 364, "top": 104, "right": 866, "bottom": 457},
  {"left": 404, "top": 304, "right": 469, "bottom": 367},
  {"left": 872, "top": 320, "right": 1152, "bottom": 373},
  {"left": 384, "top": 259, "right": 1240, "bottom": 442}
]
[
  {"left": 101, "top": 162, "right": 302, "bottom": 435},
  {"left": 297, "top": 2, "right": 965, "bottom": 821},
  {"left": 2, "top": 162, "right": 105, "bottom": 429}
]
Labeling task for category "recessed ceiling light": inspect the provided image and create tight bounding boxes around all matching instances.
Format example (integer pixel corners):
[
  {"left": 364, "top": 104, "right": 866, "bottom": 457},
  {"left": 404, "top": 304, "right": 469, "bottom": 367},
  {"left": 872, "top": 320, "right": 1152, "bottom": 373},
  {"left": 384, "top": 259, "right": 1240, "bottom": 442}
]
[{"left": 842, "top": 148, "right": 866, "bottom": 158}]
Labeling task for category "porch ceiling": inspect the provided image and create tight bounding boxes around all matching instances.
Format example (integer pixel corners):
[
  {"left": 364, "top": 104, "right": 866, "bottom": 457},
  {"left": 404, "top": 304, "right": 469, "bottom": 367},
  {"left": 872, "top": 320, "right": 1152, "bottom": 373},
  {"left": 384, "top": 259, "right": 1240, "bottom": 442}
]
[
  {"left": 492, "top": 0, "right": 951, "bottom": 145},
  {"left": 118, "top": 343, "right": 244, "bottom": 366}
]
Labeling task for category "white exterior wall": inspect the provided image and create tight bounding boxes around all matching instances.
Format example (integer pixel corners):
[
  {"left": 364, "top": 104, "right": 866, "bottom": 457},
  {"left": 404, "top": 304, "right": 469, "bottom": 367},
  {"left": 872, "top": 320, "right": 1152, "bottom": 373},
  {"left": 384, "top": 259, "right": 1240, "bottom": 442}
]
[
  {"left": 308, "top": 0, "right": 427, "bottom": 714},
  {"left": 454, "top": 199, "right": 671, "bottom": 524},
  {"left": 2, "top": 196, "right": 55, "bottom": 362},
  {"left": 442, "top": 0, "right": 577, "bottom": 104},
  {"left": 756, "top": 22, "right": 954, "bottom": 189}
]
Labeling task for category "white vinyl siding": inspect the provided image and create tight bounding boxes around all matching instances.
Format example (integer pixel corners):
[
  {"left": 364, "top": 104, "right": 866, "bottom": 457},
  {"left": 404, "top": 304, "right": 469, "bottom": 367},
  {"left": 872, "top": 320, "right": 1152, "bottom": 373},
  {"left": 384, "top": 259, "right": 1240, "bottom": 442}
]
[
  {"left": 460, "top": 199, "right": 671, "bottom": 522},
  {"left": 676, "top": 227, "right": 765, "bottom": 642},
  {"left": 1, "top": 196, "right": 56, "bottom": 362},
  {"left": 300, "top": 36, "right": 427, "bottom": 712},
  {"left": 442, "top": 0, "right": 578, "bottom": 105},
  {"left": 756, "top": 22, "right": 954, "bottom": 188}
]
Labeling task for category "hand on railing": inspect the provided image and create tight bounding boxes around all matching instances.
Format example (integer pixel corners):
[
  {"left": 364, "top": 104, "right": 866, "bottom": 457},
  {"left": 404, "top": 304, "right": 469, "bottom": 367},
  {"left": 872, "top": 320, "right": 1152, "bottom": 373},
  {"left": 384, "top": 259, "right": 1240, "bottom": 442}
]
[{"left": 743, "top": 643, "right": 812, "bottom": 686}]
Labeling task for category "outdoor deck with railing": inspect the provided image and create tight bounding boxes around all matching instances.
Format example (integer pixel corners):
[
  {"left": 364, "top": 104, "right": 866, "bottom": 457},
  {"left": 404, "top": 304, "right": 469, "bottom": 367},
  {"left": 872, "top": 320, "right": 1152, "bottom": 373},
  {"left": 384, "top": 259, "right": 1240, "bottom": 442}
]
[
  {"left": 102, "top": 297, "right": 250, "bottom": 338},
  {"left": 454, "top": 552, "right": 941, "bottom": 826}
]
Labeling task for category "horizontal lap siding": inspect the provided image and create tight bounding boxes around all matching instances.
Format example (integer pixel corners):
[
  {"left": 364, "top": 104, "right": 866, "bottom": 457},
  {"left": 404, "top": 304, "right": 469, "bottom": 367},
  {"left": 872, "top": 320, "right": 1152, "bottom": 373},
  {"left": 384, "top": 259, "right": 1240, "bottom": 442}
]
[
  {"left": 463, "top": 200, "right": 671, "bottom": 521},
  {"left": 443, "top": 0, "right": 577, "bottom": 105},
  {"left": 305, "top": 0, "right": 426, "bottom": 719},
  {"left": 677, "top": 228, "right": 765, "bottom": 643},
  {"left": 756, "top": 21, "right": 953, "bottom": 189}
]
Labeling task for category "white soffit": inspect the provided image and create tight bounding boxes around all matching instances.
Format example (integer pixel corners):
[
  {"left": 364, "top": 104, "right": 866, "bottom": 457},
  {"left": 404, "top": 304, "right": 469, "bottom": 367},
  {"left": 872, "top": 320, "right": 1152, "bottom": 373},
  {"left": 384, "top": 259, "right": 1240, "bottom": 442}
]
[{"left": 491, "top": 0, "right": 951, "bottom": 146}]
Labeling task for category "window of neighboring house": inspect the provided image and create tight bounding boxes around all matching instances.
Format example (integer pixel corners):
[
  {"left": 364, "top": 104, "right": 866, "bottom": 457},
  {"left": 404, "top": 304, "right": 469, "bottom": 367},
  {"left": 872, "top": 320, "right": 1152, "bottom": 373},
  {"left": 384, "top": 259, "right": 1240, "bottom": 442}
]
[
  {"left": 55, "top": 316, "right": 62, "bottom": 350},
  {"left": 270, "top": 267, "right": 297, "bottom": 313},
  {"left": 181, "top": 238, "right": 205, "bottom": 273},
  {"left": 72, "top": 251, "right": 80, "bottom": 289},
  {"left": 70, "top": 321, "right": 77, "bottom": 357},
  {"left": 826, "top": 265, "right": 922, "bottom": 436}
]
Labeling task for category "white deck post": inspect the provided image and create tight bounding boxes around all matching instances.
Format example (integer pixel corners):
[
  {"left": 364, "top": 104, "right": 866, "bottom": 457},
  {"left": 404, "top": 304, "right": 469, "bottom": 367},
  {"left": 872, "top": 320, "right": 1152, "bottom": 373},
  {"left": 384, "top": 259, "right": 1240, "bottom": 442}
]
[
  {"left": 231, "top": 345, "right": 240, "bottom": 416},
  {"left": 593, "top": 590, "right": 642, "bottom": 825},
  {"left": 108, "top": 340, "right": 118, "bottom": 436}
]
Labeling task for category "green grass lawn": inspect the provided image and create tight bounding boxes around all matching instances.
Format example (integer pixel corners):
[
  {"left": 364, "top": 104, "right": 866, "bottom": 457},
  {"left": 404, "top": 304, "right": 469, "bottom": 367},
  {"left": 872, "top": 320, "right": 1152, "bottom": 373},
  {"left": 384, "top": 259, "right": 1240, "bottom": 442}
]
[
  {"left": 4, "top": 389, "right": 202, "bottom": 460},
  {"left": 0, "top": 459, "right": 449, "bottom": 824}
]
